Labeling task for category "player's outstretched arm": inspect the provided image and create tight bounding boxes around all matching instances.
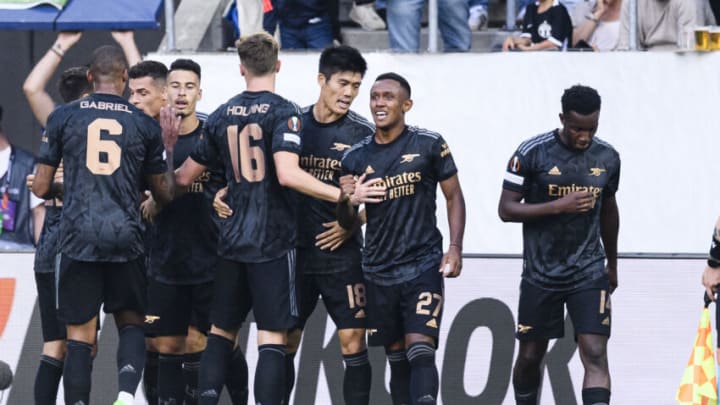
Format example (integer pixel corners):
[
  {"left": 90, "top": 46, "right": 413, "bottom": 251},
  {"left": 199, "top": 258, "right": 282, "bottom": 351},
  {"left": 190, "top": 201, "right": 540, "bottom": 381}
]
[
  {"left": 498, "top": 188, "right": 595, "bottom": 223},
  {"left": 275, "top": 151, "right": 341, "bottom": 202},
  {"left": 23, "top": 32, "right": 82, "bottom": 126},
  {"left": 600, "top": 195, "right": 619, "bottom": 292},
  {"left": 439, "top": 174, "right": 466, "bottom": 278},
  {"left": 31, "top": 164, "right": 60, "bottom": 200}
]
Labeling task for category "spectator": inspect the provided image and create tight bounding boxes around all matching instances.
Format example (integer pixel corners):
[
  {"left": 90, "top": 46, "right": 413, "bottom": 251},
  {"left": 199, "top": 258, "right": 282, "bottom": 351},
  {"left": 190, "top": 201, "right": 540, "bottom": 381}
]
[
  {"left": 0, "top": 105, "right": 45, "bottom": 250},
  {"left": 502, "top": 0, "right": 572, "bottom": 51},
  {"left": 516, "top": 0, "right": 577, "bottom": 23},
  {"left": 616, "top": 0, "right": 698, "bottom": 50},
  {"left": 386, "top": 0, "right": 471, "bottom": 52},
  {"left": 274, "top": 0, "right": 334, "bottom": 49},
  {"left": 571, "top": 0, "right": 622, "bottom": 51},
  {"left": 350, "top": 0, "right": 386, "bottom": 30}
]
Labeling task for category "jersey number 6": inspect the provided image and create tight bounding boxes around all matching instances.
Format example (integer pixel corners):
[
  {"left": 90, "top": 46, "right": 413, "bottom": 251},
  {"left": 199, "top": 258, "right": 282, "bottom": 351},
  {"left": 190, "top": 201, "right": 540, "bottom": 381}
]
[
  {"left": 227, "top": 123, "right": 266, "bottom": 183},
  {"left": 86, "top": 118, "right": 123, "bottom": 176}
]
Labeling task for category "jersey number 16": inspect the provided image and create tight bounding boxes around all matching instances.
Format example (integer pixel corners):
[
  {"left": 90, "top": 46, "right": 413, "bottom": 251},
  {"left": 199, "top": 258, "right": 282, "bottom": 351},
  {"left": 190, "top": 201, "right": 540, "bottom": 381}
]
[{"left": 227, "top": 124, "right": 266, "bottom": 183}]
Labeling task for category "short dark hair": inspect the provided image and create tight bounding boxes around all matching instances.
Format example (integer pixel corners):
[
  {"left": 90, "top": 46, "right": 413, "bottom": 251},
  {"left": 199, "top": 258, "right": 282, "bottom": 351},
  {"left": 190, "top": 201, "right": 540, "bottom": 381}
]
[
  {"left": 236, "top": 32, "right": 278, "bottom": 76},
  {"left": 561, "top": 85, "right": 601, "bottom": 115},
  {"left": 88, "top": 45, "right": 127, "bottom": 84},
  {"left": 375, "top": 72, "right": 411, "bottom": 98},
  {"left": 128, "top": 60, "right": 168, "bottom": 84},
  {"left": 319, "top": 45, "right": 367, "bottom": 79},
  {"left": 58, "top": 66, "right": 91, "bottom": 103},
  {"left": 169, "top": 58, "right": 201, "bottom": 80}
]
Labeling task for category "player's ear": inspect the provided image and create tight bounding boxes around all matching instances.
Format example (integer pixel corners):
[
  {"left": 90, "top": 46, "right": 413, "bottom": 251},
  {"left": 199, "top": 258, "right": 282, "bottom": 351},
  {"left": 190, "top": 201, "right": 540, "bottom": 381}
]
[
  {"left": 275, "top": 60, "right": 281, "bottom": 73},
  {"left": 559, "top": 112, "right": 565, "bottom": 125},
  {"left": 402, "top": 98, "right": 413, "bottom": 113},
  {"left": 121, "top": 69, "right": 128, "bottom": 84},
  {"left": 317, "top": 72, "right": 326, "bottom": 87},
  {"left": 197, "top": 87, "right": 203, "bottom": 101},
  {"left": 239, "top": 63, "right": 246, "bottom": 77}
]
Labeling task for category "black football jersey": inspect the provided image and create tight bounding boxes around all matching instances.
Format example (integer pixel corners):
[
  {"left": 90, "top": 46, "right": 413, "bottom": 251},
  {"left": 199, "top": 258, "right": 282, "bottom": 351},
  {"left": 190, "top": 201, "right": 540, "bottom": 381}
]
[
  {"left": 296, "top": 106, "right": 374, "bottom": 273},
  {"left": 147, "top": 121, "right": 225, "bottom": 284},
  {"left": 503, "top": 129, "right": 621, "bottom": 291},
  {"left": 341, "top": 126, "right": 458, "bottom": 285},
  {"left": 521, "top": 1, "right": 572, "bottom": 48},
  {"left": 191, "top": 91, "right": 303, "bottom": 263},
  {"left": 33, "top": 205, "right": 61, "bottom": 273},
  {"left": 38, "top": 93, "right": 167, "bottom": 262}
]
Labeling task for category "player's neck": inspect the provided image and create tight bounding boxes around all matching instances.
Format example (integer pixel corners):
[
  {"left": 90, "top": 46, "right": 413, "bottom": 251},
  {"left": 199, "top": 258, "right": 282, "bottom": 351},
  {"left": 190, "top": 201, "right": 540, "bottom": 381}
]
[
  {"left": 244, "top": 75, "right": 275, "bottom": 93},
  {"left": 179, "top": 114, "right": 199, "bottom": 135},
  {"left": 374, "top": 124, "right": 406, "bottom": 144},
  {"left": 0, "top": 135, "right": 9, "bottom": 151},
  {"left": 93, "top": 81, "right": 123, "bottom": 97},
  {"left": 312, "top": 103, "right": 344, "bottom": 124}
]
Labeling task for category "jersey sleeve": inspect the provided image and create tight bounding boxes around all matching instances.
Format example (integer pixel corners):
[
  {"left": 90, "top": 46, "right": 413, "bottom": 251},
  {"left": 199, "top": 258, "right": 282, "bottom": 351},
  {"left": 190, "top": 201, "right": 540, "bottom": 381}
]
[
  {"left": 549, "top": 6, "right": 573, "bottom": 46},
  {"left": 37, "top": 109, "right": 64, "bottom": 167},
  {"left": 190, "top": 113, "right": 220, "bottom": 166},
  {"left": 431, "top": 136, "right": 458, "bottom": 182},
  {"left": 143, "top": 118, "right": 167, "bottom": 175},
  {"left": 520, "top": 5, "right": 534, "bottom": 37},
  {"left": 502, "top": 147, "right": 532, "bottom": 194},
  {"left": 603, "top": 153, "right": 620, "bottom": 197},
  {"left": 340, "top": 150, "right": 359, "bottom": 177},
  {"left": 271, "top": 103, "right": 303, "bottom": 155}
]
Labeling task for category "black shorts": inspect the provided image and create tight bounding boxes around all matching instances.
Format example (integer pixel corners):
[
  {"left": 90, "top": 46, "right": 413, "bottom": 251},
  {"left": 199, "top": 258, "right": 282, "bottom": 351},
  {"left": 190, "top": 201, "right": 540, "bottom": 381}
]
[
  {"left": 516, "top": 278, "right": 612, "bottom": 341},
  {"left": 58, "top": 255, "right": 146, "bottom": 325},
  {"left": 211, "top": 251, "right": 298, "bottom": 332},
  {"left": 145, "top": 279, "right": 213, "bottom": 337},
  {"left": 366, "top": 267, "right": 444, "bottom": 347},
  {"left": 296, "top": 256, "right": 367, "bottom": 330},
  {"left": 35, "top": 272, "right": 65, "bottom": 342}
]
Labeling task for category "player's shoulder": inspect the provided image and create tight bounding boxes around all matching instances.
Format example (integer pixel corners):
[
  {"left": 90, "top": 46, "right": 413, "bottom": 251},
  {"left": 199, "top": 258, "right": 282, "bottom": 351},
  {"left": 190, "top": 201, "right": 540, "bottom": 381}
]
[
  {"left": 342, "top": 134, "right": 374, "bottom": 160},
  {"left": 515, "top": 130, "right": 556, "bottom": 156},
  {"left": 47, "top": 98, "right": 81, "bottom": 122},
  {"left": 272, "top": 94, "right": 303, "bottom": 116},
  {"left": 344, "top": 110, "right": 375, "bottom": 134},
  {"left": 591, "top": 136, "right": 620, "bottom": 160},
  {"left": 407, "top": 125, "right": 445, "bottom": 146}
]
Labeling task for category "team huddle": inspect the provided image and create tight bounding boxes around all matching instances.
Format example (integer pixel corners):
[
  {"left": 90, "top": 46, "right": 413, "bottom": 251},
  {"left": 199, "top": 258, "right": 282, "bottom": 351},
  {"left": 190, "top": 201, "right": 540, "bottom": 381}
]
[{"left": 26, "top": 31, "right": 620, "bottom": 405}]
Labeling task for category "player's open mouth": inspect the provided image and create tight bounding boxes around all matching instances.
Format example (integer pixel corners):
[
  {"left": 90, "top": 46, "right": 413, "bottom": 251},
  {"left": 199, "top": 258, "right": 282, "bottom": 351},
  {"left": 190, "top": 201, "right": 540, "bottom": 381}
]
[
  {"left": 375, "top": 112, "right": 387, "bottom": 118},
  {"left": 337, "top": 100, "right": 350, "bottom": 109}
]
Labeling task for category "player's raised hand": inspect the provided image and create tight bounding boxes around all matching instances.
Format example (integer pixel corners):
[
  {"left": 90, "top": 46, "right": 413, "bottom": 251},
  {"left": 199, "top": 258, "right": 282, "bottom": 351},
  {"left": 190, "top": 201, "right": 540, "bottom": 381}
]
[
  {"left": 55, "top": 31, "right": 82, "bottom": 51},
  {"left": 316, "top": 221, "right": 351, "bottom": 251},
  {"left": 111, "top": 30, "right": 134, "bottom": 46},
  {"left": 213, "top": 187, "right": 232, "bottom": 218},
  {"left": 160, "top": 105, "right": 181, "bottom": 152},
  {"left": 554, "top": 191, "right": 595, "bottom": 213},
  {"left": 349, "top": 173, "right": 386, "bottom": 205},
  {"left": 439, "top": 244, "right": 462, "bottom": 278}
]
